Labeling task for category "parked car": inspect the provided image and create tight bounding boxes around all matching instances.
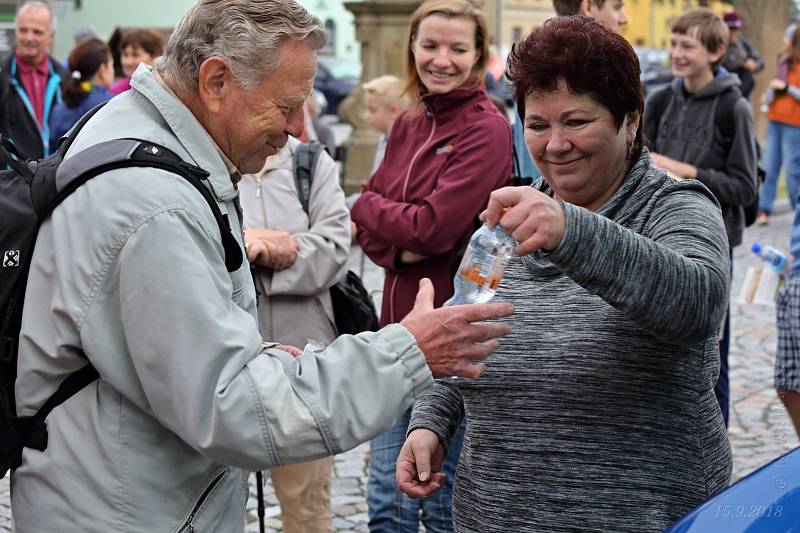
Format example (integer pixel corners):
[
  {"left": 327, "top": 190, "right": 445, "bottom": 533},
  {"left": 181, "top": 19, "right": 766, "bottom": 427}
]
[
  {"left": 636, "top": 46, "right": 673, "bottom": 97},
  {"left": 664, "top": 446, "right": 800, "bottom": 532},
  {"left": 314, "top": 55, "right": 361, "bottom": 116}
]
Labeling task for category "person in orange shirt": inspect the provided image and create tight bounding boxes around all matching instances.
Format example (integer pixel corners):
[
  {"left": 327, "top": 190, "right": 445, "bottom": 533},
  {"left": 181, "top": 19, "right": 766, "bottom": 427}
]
[{"left": 757, "top": 24, "right": 800, "bottom": 224}]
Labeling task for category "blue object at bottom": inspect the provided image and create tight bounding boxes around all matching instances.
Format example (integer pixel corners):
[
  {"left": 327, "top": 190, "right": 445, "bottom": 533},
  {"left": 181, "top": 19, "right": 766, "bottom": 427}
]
[{"left": 664, "top": 447, "right": 800, "bottom": 532}]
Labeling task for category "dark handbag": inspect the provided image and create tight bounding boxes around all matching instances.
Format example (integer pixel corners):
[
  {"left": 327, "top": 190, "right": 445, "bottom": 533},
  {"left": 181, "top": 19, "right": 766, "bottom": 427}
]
[{"left": 330, "top": 270, "right": 379, "bottom": 335}]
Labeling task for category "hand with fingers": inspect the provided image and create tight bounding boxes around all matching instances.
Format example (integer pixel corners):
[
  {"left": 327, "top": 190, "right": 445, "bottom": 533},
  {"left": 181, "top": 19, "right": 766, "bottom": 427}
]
[
  {"left": 275, "top": 345, "right": 303, "bottom": 357},
  {"left": 245, "top": 228, "right": 299, "bottom": 270},
  {"left": 400, "top": 250, "right": 428, "bottom": 264},
  {"left": 396, "top": 428, "right": 446, "bottom": 498},
  {"left": 481, "top": 186, "right": 566, "bottom": 256},
  {"left": 400, "top": 278, "right": 514, "bottom": 380},
  {"left": 648, "top": 154, "right": 696, "bottom": 181}
]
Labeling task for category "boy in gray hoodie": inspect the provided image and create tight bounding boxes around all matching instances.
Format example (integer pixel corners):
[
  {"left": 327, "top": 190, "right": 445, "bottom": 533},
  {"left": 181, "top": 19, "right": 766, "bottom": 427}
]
[{"left": 643, "top": 8, "right": 758, "bottom": 427}]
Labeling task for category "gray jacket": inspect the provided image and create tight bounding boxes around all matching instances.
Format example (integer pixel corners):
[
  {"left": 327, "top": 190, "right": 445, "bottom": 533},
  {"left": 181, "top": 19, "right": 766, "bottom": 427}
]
[
  {"left": 239, "top": 138, "right": 350, "bottom": 347},
  {"left": 644, "top": 73, "right": 757, "bottom": 247},
  {"left": 410, "top": 152, "right": 732, "bottom": 532},
  {"left": 11, "top": 65, "right": 433, "bottom": 533}
]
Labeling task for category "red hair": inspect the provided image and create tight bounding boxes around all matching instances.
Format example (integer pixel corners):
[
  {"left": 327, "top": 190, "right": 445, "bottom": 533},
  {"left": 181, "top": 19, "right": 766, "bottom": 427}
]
[{"left": 507, "top": 16, "right": 644, "bottom": 161}]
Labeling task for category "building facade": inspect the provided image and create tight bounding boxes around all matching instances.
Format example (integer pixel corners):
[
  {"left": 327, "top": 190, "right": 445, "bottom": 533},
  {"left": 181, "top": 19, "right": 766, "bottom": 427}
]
[
  {"left": 622, "top": 0, "right": 733, "bottom": 48},
  {"left": 0, "top": 0, "right": 358, "bottom": 63}
]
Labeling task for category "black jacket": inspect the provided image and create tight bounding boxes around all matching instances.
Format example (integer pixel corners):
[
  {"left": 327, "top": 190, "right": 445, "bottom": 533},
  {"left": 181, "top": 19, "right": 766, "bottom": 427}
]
[
  {"left": 644, "top": 73, "right": 757, "bottom": 248},
  {"left": 0, "top": 51, "right": 69, "bottom": 159}
]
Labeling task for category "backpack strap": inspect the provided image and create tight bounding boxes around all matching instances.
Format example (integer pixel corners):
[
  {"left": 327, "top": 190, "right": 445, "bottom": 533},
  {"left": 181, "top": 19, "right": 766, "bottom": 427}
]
[
  {"left": 651, "top": 86, "right": 670, "bottom": 120},
  {"left": 645, "top": 87, "right": 671, "bottom": 148},
  {"left": 47, "top": 139, "right": 243, "bottom": 272},
  {"left": 18, "top": 363, "right": 99, "bottom": 451},
  {"left": 713, "top": 87, "right": 742, "bottom": 156},
  {"left": 293, "top": 142, "right": 325, "bottom": 215}
]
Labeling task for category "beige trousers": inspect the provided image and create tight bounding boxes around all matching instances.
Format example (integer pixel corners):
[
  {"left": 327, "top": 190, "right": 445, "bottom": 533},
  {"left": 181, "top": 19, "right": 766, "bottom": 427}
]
[{"left": 271, "top": 456, "right": 333, "bottom": 533}]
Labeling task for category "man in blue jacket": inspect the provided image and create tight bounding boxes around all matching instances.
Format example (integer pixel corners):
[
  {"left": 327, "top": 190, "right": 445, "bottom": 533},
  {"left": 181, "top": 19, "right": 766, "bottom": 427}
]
[{"left": 0, "top": 1, "right": 68, "bottom": 159}]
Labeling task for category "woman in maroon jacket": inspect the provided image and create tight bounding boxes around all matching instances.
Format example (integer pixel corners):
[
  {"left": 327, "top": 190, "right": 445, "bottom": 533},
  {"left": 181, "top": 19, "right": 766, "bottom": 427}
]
[{"left": 351, "top": 0, "right": 512, "bottom": 530}]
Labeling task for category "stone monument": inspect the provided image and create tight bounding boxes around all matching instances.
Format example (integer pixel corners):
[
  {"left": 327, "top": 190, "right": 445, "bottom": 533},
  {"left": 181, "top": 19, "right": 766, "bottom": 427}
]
[{"left": 341, "top": 0, "right": 422, "bottom": 194}]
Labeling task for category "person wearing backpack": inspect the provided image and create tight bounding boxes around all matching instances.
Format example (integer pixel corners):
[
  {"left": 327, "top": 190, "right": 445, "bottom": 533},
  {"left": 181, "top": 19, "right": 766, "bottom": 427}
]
[
  {"left": 5, "top": 1, "right": 515, "bottom": 531},
  {"left": 643, "top": 8, "right": 758, "bottom": 428},
  {"left": 239, "top": 137, "right": 350, "bottom": 533}
]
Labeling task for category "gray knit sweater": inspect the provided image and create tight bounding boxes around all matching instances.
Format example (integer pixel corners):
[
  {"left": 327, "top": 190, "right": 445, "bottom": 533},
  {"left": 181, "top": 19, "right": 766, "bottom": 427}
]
[{"left": 409, "top": 151, "right": 733, "bottom": 532}]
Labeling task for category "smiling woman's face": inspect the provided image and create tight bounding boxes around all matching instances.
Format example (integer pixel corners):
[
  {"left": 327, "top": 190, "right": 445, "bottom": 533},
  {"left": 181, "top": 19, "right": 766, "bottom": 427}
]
[
  {"left": 412, "top": 14, "right": 477, "bottom": 95},
  {"left": 524, "top": 79, "right": 638, "bottom": 212}
]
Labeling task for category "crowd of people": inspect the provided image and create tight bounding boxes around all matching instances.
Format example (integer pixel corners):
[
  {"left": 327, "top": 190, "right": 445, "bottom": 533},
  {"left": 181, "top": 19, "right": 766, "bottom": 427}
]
[{"left": 1, "top": 0, "right": 799, "bottom": 532}]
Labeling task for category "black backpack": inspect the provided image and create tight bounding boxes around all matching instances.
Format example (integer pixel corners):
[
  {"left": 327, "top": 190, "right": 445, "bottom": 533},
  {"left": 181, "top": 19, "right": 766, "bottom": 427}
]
[
  {"left": 647, "top": 86, "right": 765, "bottom": 226},
  {"left": 0, "top": 105, "right": 243, "bottom": 478},
  {"left": 293, "top": 143, "right": 379, "bottom": 335}
]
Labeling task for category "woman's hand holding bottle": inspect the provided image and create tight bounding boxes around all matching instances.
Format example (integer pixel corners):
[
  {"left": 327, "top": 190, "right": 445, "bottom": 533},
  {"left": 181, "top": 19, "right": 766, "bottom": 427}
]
[{"left": 482, "top": 186, "right": 566, "bottom": 256}]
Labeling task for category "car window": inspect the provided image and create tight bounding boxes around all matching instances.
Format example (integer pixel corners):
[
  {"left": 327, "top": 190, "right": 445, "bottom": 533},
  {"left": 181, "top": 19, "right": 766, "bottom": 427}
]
[{"left": 317, "top": 56, "right": 362, "bottom": 80}]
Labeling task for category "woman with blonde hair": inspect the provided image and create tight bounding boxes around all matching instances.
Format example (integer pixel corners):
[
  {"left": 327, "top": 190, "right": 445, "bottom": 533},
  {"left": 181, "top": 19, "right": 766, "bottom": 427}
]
[{"left": 350, "top": 0, "right": 512, "bottom": 530}]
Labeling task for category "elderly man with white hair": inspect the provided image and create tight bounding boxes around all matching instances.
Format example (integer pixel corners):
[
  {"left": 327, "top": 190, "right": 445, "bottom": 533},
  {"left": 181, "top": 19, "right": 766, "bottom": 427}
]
[
  {"left": 10, "top": 1, "right": 514, "bottom": 531},
  {"left": 0, "top": 0, "right": 69, "bottom": 159}
]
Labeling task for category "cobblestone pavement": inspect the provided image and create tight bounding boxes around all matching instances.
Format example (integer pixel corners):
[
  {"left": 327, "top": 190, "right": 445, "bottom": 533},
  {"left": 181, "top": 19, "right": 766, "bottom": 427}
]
[
  {"left": 728, "top": 201, "right": 800, "bottom": 479},
  {"left": 2, "top": 204, "right": 799, "bottom": 532}
]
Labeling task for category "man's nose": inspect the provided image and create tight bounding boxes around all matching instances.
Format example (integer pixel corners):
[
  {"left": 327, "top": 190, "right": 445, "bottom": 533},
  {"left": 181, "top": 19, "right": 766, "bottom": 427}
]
[{"left": 285, "top": 108, "right": 305, "bottom": 138}]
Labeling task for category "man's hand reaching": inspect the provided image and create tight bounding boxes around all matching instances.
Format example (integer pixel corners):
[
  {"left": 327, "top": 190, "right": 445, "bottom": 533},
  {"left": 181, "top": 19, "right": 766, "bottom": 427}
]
[{"left": 400, "top": 278, "right": 514, "bottom": 380}]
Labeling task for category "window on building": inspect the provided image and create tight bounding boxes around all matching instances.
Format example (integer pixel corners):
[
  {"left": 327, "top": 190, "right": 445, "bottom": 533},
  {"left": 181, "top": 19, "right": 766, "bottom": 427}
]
[{"left": 511, "top": 26, "right": 522, "bottom": 43}]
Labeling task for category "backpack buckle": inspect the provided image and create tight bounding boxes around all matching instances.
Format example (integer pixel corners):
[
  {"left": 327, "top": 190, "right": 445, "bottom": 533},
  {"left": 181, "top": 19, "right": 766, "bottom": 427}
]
[{"left": 15, "top": 416, "right": 48, "bottom": 451}]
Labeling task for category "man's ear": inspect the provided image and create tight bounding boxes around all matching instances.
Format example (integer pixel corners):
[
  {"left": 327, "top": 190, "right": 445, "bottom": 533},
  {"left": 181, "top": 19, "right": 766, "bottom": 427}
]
[
  {"left": 197, "top": 56, "right": 233, "bottom": 115},
  {"left": 579, "top": 0, "right": 594, "bottom": 16}
]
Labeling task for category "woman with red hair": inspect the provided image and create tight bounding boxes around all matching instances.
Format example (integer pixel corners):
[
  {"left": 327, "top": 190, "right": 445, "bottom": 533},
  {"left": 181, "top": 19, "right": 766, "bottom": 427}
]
[{"left": 398, "top": 16, "right": 732, "bottom": 532}]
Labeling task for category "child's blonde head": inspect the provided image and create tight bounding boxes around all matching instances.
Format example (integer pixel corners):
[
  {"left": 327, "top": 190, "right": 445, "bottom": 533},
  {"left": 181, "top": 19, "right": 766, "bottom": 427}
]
[{"left": 362, "top": 75, "right": 411, "bottom": 109}]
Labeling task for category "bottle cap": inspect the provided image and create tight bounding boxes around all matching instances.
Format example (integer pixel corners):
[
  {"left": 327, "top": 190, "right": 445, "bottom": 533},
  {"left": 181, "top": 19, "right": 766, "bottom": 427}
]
[{"left": 751, "top": 242, "right": 762, "bottom": 254}]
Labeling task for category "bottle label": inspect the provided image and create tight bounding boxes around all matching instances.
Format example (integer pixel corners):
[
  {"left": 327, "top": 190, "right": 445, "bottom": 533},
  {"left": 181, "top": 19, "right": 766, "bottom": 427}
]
[
  {"left": 457, "top": 245, "right": 509, "bottom": 289},
  {"left": 460, "top": 265, "right": 486, "bottom": 285}
]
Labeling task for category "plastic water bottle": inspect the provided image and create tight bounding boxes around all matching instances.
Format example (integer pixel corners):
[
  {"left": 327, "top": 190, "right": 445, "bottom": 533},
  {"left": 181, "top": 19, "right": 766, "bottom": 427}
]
[
  {"left": 751, "top": 242, "right": 787, "bottom": 273},
  {"left": 445, "top": 223, "right": 515, "bottom": 306}
]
